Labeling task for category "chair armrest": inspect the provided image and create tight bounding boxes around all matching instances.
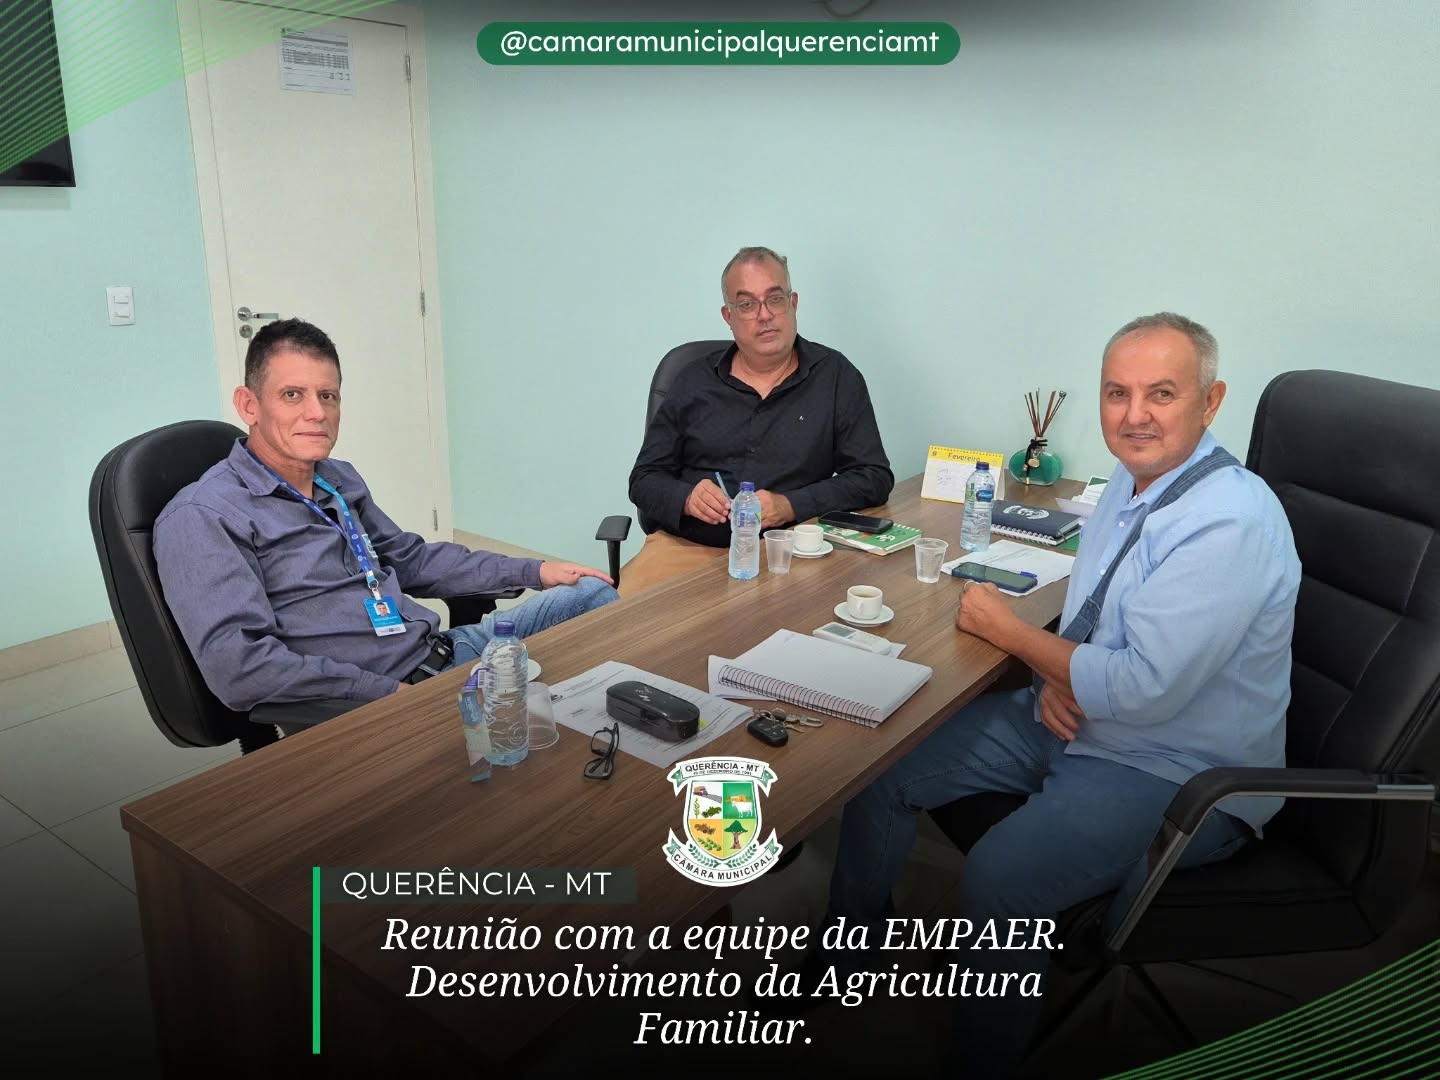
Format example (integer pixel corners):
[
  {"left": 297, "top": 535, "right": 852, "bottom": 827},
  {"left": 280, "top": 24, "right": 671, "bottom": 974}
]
[
  {"left": 1164, "top": 767, "right": 1436, "bottom": 834},
  {"left": 250, "top": 698, "right": 361, "bottom": 729},
  {"left": 596, "top": 515, "right": 632, "bottom": 587},
  {"left": 1105, "top": 766, "right": 1436, "bottom": 954},
  {"left": 595, "top": 515, "right": 631, "bottom": 543}
]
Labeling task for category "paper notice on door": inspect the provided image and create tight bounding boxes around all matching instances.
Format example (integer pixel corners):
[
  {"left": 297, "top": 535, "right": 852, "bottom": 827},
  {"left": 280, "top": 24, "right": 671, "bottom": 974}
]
[{"left": 280, "top": 28, "right": 354, "bottom": 95}]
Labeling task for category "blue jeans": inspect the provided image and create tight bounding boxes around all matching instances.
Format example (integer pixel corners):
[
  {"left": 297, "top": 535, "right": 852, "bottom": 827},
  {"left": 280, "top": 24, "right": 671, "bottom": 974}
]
[
  {"left": 440, "top": 577, "right": 616, "bottom": 668},
  {"left": 829, "top": 688, "right": 1251, "bottom": 1077}
]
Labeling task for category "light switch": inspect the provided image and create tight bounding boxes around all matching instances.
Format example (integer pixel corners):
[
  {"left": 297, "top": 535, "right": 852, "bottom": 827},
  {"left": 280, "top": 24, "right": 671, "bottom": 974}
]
[{"left": 107, "top": 286, "right": 134, "bottom": 326}]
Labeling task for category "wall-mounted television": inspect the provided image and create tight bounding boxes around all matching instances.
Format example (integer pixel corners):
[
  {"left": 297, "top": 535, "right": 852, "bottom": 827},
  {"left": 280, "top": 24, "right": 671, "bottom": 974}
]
[{"left": 0, "top": 0, "right": 76, "bottom": 187}]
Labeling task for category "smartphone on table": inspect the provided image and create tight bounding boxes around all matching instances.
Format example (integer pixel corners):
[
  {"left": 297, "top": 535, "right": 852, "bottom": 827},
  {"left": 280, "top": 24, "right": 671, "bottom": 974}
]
[
  {"left": 949, "top": 562, "right": 1038, "bottom": 593},
  {"left": 817, "top": 511, "right": 894, "bottom": 534}
]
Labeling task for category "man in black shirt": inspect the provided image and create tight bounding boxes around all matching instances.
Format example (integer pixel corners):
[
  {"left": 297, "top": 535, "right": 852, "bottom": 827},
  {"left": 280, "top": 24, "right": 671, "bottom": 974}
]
[{"left": 624, "top": 246, "right": 893, "bottom": 592}]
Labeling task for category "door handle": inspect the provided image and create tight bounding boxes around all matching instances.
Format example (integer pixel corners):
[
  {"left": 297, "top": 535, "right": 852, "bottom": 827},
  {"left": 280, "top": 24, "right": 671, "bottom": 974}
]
[{"left": 236, "top": 306, "right": 281, "bottom": 321}]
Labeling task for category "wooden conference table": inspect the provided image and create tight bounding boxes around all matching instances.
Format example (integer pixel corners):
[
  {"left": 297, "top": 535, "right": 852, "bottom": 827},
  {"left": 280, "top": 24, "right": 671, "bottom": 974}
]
[{"left": 121, "top": 474, "right": 1081, "bottom": 1072}]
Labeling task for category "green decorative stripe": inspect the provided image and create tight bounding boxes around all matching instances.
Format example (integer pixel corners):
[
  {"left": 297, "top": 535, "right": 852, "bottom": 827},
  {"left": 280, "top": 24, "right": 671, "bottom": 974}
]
[
  {"left": 1, "top": 0, "right": 392, "bottom": 174},
  {"left": 312, "top": 864, "right": 321, "bottom": 1054},
  {"left": 1126, "top": 951, "right": 1435, "bottom": 1079},
  {"left": 1109, "top": 939, "right": 1440, "bottom": 1080}
]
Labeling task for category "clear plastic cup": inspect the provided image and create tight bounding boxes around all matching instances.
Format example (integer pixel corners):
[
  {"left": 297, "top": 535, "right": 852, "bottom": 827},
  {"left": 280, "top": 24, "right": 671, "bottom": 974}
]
[
  {"left": 914, "top": 537, "right": 949, "bottom": 583},
  {"left": 527, "top": 681, "right": 558, "bottom": 750},
  {"left": 764, "top": 529, "right": 795, "bottom": 574}
]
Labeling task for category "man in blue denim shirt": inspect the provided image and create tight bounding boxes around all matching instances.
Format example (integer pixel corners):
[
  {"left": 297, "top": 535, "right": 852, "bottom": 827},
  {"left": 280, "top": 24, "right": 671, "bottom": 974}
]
[
  {"left": 816, "top": 313, "right": 1301, "bottom": 1075},
  {"left": 155, "top": 319, "right": 616, "bottom": 718}
]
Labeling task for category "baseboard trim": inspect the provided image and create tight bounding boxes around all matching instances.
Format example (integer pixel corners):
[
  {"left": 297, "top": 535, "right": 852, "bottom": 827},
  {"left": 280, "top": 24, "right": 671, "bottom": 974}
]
[
  {"left": 0, "top": 620, "right": 120, "bottom": 681},
  {"left": 452, "top": 530, "right": 556, "bottom": 563}
]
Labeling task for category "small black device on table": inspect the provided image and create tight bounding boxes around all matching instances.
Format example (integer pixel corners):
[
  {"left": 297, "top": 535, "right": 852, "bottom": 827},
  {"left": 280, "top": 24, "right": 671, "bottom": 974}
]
[
  {"left": 817, "top": 510, "right": 893, "bottom": 534},
  {"left": 746, "top": 712, "right": 790, "bottom": 747},
  {"left": 746, "top": 707, "right": 823, "bottom": 747},
  {"left": 605, "top": 681, "right": 700, "bottom": 742}
]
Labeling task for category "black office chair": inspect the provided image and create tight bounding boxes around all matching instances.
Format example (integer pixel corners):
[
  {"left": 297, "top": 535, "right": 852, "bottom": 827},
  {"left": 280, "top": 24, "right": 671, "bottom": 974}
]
[
  {"left": 88, "top": 420, "right": 516, "bottom": 755},
  {"left": 594, "top": 340, "right": 730, "bottom": 587},
  {"left": 928, "top": 369, "right": 1440, "bottom": 1056}
]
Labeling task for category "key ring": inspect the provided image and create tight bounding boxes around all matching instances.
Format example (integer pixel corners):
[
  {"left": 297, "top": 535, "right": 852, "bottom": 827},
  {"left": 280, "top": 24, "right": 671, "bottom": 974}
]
[{"left": 766, "top": 707, "right": 823, "bottom": 731}]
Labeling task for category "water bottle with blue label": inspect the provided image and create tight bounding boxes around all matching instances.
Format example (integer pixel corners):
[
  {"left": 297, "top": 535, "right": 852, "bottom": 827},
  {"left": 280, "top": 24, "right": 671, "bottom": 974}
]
[
  {"left": 728, "top": 481, "right": 762, "bottom": 579},
  {"left": 961, "top": 461, "right": 995, "bottom": 552},
  {"left": 457, "top": 668, "right": 492, "bottom": 782}
]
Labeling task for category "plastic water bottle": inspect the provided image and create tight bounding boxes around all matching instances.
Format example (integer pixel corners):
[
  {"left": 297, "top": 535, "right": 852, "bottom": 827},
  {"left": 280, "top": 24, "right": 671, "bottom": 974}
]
[
  {"left": 961, "top": 461, "right": 995, "bottom": 552},
  {"left": 480, "top": 620, "right": 529, "bottom": 766},
  {"left": 728, "top": 481, "right": 762, "bottom": 579}
]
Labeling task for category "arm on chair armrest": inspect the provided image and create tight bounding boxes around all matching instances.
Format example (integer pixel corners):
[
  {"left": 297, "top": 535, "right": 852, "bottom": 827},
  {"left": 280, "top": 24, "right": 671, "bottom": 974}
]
[
  {"left": 250, "top": 698, "right": 361, "bottom": 730},
  {"left": 596, "top": 515, "right": 632, "bottom": 587},
  {"left": 1106, "top": 766, "right": 1436, "bottom": 954}
]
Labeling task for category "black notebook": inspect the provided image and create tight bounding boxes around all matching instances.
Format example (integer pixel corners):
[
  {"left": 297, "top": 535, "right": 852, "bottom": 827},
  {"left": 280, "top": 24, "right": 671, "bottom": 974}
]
[{"left": 990, "top": 501, "right": 1085, "bottom": 545}]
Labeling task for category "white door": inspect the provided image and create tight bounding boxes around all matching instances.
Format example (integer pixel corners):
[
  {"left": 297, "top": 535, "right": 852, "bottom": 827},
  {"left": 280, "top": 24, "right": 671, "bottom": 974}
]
[{"left": 184, "top": 0, "right": 446, "bottom": 539}]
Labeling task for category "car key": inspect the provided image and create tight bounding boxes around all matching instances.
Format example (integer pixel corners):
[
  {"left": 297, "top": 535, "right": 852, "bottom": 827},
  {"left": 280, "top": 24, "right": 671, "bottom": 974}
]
[{"left": 746, "top": 712, "right": 790, "bottom": 747}]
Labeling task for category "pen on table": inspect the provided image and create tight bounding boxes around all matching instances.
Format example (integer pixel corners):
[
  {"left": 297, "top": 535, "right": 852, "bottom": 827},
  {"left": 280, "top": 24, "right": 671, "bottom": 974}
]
[{"left": 714, "top": 472, "right": 732, "bottom": 499}]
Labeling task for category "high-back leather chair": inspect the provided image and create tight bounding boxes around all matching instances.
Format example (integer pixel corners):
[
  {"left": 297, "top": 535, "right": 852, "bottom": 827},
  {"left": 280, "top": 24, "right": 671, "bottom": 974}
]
[
  {"left": 594, "top": 340, "right": 730, "bottom": 585},
  {"left": 90, "top": 420, "right": 283, "bottom": 753},
  {"left": 929, "top": 369, "right": 1440, "bottom": 1054},
  {"left": 89, "top": 420, "right": 511, "bottom": 753}
]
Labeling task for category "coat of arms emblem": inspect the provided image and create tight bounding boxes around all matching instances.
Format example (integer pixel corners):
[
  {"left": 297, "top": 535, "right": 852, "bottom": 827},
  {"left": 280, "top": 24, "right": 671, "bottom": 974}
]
[{"left": 664, "top": 757, "right": 782, "bottom": 885}]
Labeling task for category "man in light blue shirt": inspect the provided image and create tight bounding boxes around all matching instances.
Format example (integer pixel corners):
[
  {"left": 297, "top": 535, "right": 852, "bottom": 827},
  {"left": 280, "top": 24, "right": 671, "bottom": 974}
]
[{"left": 816, "top": 313, "right": 1301, "bottom": 1076}]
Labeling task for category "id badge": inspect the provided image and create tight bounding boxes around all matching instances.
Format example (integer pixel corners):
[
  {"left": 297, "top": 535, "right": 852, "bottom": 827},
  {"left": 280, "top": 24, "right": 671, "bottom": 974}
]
[{"left": 365, "top": 596, "right": 406, "bottom": 636}]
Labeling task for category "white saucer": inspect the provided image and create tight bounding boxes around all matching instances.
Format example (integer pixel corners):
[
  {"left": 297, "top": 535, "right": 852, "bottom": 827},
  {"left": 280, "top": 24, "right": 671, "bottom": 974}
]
[
  {"left": 834, "top": 602, "right": 894, "bottom": 627},
  {"left": 791, "top": 541, "right": 834, "bottom": 559},
  {"left": 469, "top": 659, "right": 543, "bottom": 680}
]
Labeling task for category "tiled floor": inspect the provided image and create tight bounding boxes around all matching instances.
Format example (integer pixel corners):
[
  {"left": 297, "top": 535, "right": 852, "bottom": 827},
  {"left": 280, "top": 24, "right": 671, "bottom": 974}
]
[
  {"left": 2, "top": 624, "right": 1435, "bottom": 1076},
  {"left": 0, "top": 646, "right": 240, "bottom": 1071}
]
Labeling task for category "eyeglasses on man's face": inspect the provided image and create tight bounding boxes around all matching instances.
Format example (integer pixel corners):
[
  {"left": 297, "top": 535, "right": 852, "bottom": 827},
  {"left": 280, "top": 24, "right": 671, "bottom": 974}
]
[
  {"left": 583, "top": 722, "right": 619, "bottom": 780},
  {"left": 728, "top": 292, "right": 792, "bottom": 319}
]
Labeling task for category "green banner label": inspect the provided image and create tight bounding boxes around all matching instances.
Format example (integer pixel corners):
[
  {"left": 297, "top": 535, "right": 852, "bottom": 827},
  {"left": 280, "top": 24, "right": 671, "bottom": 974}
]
[{"left": 477, "top": 22, "right": 959, "bottom": 66}]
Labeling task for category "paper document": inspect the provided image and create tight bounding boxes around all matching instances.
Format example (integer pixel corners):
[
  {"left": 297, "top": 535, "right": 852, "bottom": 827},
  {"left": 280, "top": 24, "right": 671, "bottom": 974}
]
[
  {"left": 547, "top": 661, "right": 753, "bottom": 769},
  {"left": 1056, "top": 474, "right": 1109, "bottom": 519},
  {"left": 1080, "top": 475, "right": 1109, "bottom": 502},
  {"left": 279, "top": 28, "right": 354, "bottom": 95},
  {"left": 941, "top": 539, "right": 1076, "bottom": 591},
  {"left": 920, "top": 445, "right": 1006, "bottom": 504}
]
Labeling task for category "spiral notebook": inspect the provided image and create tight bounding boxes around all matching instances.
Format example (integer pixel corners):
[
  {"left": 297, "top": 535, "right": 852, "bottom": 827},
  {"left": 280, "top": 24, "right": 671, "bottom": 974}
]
[
  {"left": 990, "top": 500, "right": 1085, "bottom": 546},
  {"left": 708, "top": 629, "right": 933, "bottom": 728}
]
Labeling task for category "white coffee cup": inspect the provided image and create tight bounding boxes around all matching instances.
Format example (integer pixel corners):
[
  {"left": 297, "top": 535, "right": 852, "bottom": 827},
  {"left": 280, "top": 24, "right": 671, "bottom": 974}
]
[
  {"left": 794, "top": 523, "right": 825, "bottom": 553},
  {"left": 846, "top": 585, "right": 884, "bottom": 621}
]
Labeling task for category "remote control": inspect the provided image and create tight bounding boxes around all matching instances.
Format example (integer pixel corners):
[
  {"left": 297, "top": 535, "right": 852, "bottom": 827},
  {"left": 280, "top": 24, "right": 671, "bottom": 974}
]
[
  {"left": 746, "top": 714, "right": 790, "bottom": 747},
  {"left": 812, "top": 621, "right": 893, "bottom": 654}
]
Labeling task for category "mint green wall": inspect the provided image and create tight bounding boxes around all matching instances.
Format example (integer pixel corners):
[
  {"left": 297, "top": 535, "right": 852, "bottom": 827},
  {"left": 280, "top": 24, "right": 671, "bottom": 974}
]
[
  {"left": 0, "top": 8, "right": 216, "bottom": 650},
  {"left": 4, "top": 1, "right": 1438, "bottom": 651},
  {"left": 424, "top": 1, "right": 1439, "bottom": 567}
]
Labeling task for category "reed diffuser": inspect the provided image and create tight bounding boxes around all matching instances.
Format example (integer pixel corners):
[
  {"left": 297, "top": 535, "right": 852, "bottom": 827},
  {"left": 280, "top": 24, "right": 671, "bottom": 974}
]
[{"left": 1007, "top": 389, "right": 1067, "bottom": 486}]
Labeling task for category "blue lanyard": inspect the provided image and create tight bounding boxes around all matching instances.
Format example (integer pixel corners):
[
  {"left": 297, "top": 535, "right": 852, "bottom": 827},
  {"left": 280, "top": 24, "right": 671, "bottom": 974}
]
[{"left": 247, "top": 450, "right": 382, "bottom": 598}]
